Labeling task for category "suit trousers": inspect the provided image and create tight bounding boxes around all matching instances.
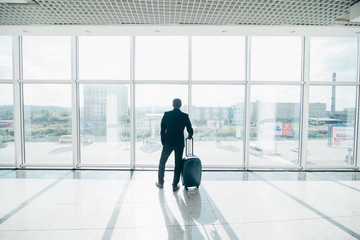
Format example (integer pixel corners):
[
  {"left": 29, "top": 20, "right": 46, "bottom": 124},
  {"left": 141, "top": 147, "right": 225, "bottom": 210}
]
[{"left": 158, "top": 145, "right": 184, "bottom": 186}]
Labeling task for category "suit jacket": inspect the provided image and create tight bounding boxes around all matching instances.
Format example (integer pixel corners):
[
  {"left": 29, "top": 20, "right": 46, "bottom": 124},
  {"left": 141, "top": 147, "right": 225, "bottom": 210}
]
[{"left": 160, "top": 108, "right": 193, "bottom": 148}]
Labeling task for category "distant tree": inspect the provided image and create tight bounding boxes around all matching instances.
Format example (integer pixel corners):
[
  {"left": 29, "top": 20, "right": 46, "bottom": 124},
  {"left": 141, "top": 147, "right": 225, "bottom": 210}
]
[{"left": 0, "top": 111, "right": 13, "bottom": 120}]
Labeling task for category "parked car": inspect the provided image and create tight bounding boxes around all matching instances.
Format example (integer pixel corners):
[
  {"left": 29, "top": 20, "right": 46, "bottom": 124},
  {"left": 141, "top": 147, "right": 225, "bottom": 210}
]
[
  {"left": 59, "top": 135, "right": 72, "bottom": 143},
  {"left": 59, "top": 135, "right": 94, "bottom": 145}
]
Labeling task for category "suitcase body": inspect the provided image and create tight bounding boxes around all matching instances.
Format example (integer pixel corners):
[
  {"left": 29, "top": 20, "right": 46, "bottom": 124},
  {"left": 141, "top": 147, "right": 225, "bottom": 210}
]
[{"left": 182, "top": 139, "right": 202, "bottom": 190}]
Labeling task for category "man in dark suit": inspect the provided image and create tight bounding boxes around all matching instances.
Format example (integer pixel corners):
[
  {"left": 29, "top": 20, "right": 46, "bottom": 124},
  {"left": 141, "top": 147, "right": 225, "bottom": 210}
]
[{"left": 156, "top": 98, "right": 193, "bottom": 192}]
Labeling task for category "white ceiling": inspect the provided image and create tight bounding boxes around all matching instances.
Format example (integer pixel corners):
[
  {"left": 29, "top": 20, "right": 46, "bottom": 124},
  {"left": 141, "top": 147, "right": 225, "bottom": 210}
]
[
  {"left": 1, "top": 0, "right": 360, "bottom": 26},
  {"left": 2, "top": 0, "right": 360, "bottom": 36}
]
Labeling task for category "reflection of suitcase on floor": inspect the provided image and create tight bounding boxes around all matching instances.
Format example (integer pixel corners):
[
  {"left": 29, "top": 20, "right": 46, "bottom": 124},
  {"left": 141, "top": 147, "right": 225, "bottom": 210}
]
[{"left": 182, "top": 138, "right": 202, "bottom": 191}]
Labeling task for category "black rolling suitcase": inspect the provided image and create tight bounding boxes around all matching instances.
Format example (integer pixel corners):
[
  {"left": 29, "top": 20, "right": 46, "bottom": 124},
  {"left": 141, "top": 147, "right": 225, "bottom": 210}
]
[{"left": 182, "top": 138, "right": 202, "bottom": 191}]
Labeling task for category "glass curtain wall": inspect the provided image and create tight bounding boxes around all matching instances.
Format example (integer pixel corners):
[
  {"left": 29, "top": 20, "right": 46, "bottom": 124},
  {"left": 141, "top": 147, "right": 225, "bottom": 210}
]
[
  {"left": 79, "top": 36, "right": 130, "bottom": 80},
  {"left": 0, "top": 36, "right": 12, "bottom": 79},
  {"left": 0, "top": 84, "right": 14, "bottom": 164},
  {"left": 250, "top": 86, "right": 301, "bottom": 167},
  {"left": 191, "top": 37, "right": 246, "bottom": 167},
  {"left": 192, "top": 36, "right": 245, "bottom": 81},
  {"left": 23, "top": 84, "right": 72, "bottom": 164},
  {"left": 0, "top": 36, "right": 14, "bottom": 164},
  {"left": 78, "top": 36, "right": 131, "bottom": 165},
  {"left": 135, "top": 84, "right": 188, "bottom": 166},
  {"left": 250, "top": 37, "right": 302, "bottom": 168},
  {"left": 135, "top": 36, "right": 188, "bottom": 81},
  {"left": 23, "top": 36, "right": 71, "bottom": 80},
  {"left": 307, "top": 37, "right": 358, "bottom": 168},
  {"left": 79, "top": 84, "right": 131, "bottom": 165},
  {"left": 134, "top": 37, "right": 188, "bottom": 167},
  {"left": 2, "top": 34, "right": 360, "bottom": 169},
  {"left": 191, "top": 85, "right": 245, "bottom": 167},
  {"left": 251, "top": 37, "right": 302, "bottom": 82},
  {"left": 22, "top": 36, "right": 72, "bottom": 165}
]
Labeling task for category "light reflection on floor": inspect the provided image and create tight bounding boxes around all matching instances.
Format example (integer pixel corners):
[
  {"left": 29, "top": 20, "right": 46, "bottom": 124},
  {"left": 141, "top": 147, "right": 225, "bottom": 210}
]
[{"left": 0, "top": 170, "right": 360, "bottom": 240}]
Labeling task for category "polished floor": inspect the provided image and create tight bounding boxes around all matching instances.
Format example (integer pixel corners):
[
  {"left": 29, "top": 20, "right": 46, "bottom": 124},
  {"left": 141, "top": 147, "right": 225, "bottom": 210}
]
[{"left": 0, "top": 169, "right": 360, "bottom": 240}]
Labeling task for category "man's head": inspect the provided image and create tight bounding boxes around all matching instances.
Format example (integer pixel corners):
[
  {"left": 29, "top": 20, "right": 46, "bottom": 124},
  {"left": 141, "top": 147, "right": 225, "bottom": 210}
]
[{"left": 172, "top": 98, "right": 182, "bottom": 109}]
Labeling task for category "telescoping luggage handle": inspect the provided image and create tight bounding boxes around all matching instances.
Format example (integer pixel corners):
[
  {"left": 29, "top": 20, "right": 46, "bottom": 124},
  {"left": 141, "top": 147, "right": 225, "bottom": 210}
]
[{"left": 185, "top": 138, "right": 194, "bottom": 156}]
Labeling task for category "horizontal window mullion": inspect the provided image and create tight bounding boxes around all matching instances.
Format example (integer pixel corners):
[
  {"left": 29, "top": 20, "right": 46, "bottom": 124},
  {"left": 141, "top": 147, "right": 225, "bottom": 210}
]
[
  {"left": 77, "top": 79, "right": 131, "bottom": 84},
  {"left": 249, "top": 81, "right": 304, "bottom": 85},
  {"left": 308, "top": 81, "right": 359, "bottom": 86},
  {"left": 191, "top": 80, "right": 247, "bottom": 85},
  {"left": 0, "top": 79, "right": 14, "bottom": 83},
  {"left": 21, "top": 163, "right": 73, "bottom": 168},
  {"left": 77, "top": 163, "right": 132, "bottom": 168},
  {"left": 306, "top": 166, "right": 358, "bottom": 170},
  {"left": 19, "top": 79, "right": 73, "bottom": 84},
  {"left": 248, "top": 165, "right": 302, "bottom": 170},
  {"left": 134, "top": 80, "right": 188, "bottom": 84}
]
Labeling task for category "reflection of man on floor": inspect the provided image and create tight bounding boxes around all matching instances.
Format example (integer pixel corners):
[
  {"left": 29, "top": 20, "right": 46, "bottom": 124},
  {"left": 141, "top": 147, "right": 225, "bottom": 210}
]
[
  {"left": 158, "top": 190, "right": 205, "bottom": 240},
  {"left": 174, "top": 190, "right": 205, "bottom": 240},
  {"left": 156, "top": 98, "right": 193, "bottom": 192},
  {"left": 158, "top": 190, "right": 184, "bottom": 239}
]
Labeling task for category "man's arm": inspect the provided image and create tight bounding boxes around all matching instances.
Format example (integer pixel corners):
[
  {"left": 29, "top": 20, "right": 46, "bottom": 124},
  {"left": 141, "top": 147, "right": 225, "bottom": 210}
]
[
  {"left": 160, "top": 113, "right": 166, "bottom": 145},
  {"left": 185, "top": 115, "right": 193, "bottom": 139}
]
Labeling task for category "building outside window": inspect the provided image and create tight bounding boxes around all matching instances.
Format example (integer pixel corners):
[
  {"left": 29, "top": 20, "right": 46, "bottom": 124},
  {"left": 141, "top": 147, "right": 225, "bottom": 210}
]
[
  {"left": 192, "top": 85, "right": 245, "bottom": 167},
  {"left": 80, "top": 84, "right": 130, "bottom": 165}
]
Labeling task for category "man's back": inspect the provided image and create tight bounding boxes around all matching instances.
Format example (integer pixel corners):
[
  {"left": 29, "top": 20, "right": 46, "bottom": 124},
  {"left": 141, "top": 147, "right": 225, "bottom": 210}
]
[{"left": 161, "top": 108, "right": 193, "bottom": 147}]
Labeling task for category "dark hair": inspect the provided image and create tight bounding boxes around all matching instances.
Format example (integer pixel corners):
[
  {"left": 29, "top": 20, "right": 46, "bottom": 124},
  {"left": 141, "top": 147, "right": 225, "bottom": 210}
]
[{"left": 172, "top": 98, "right": 182, "bottom": 108}]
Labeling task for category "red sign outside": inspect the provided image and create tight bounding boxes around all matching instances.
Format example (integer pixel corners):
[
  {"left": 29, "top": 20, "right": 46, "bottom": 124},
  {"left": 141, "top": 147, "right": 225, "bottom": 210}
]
[{"left": 282, "top": 123, "right": 292, "bottom": 136}]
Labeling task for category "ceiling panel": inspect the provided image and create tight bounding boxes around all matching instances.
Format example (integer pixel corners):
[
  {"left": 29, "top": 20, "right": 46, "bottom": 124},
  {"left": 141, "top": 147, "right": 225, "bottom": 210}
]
[{"left": 1, "top": 0, "right": 360, "bottom": 26}]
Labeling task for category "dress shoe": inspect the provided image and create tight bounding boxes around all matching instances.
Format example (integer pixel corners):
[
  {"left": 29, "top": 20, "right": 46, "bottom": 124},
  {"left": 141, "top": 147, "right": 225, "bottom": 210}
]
[
  {"left": 155, "top": 182, "right": 163, "bottom": 189},
  {"left": 172, "top": 184, "right": 180, "bottom": 192}
]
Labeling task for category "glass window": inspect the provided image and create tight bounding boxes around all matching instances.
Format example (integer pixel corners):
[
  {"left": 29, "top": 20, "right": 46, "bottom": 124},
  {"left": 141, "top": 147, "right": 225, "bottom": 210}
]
[
  {"left": 135, "top": 84, "right": 188, "bottom": 166},
  {"left": 0, "top": 36, "right": 12, "bottom": 79},
  {"left": 192, "top": 37, "right": 245, "bottom": 81},
  {"left": 308, "top": 86, "right": 356, "bottom": 167},
  {"left": 251, "top": 37, "right": 302, "bottom": 81},
  {"left": 135, "top": 36, "right": 188, "bottom": 80},
  {"left": 192, "top": 85, "right": 245, "bottom": 166},
  {"left": 0, "top": 84, "right": 14, "bottom": 164},
  {"left": 250, "top": 85, "right": 301, "bottom": 167},
  {"left": 23, "top": 84, "right": 72, "bottom": 164},
  {"left": 79, "top": 84, "right": 130, "bottom": 164},
  {"left": 23, "top": 36, "right": 71, "bottom": 80},
  {"left": 310, "top": 37, "right": 358, "bottom": 82},
  {"left": 79, "top": 36, "right": 130, "bottom": 80}
]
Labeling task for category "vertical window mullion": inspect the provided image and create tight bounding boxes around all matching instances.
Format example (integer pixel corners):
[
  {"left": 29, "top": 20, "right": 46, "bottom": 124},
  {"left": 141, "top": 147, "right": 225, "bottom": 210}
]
[
  {"left": 13, "top": 35, "right": 24, "bottom": 168},
  {"left": 188, "top": 36, "right": 192, "bottom": 120},
  {"left": 130, "top": 36, "right": 136, "bottom": 169},
  {"left": 355, "top": 37, "right": 360, "bottom": 169},
  {"left": 244, "top": 36, "right": 251, "bottom": 170},
  {"left": 299, "top": 36, "right": 310, "bottom": 170},
  {"left": 71, "top": 36, "right": 80, "bottom": 168}
]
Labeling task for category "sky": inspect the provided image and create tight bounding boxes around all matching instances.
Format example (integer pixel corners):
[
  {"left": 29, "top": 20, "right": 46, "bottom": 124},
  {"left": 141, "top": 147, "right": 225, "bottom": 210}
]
[
  {"left": 22, "top": 36, "right": 72, "bottom": 80},
  {"left": 0, "top": 35, "right": 358, "bottom": 111},
  {"left": 79, "top": 36, "right": 130, "bottom": 80},
  {"left": 23, "top": 84, "right": 72, "bottom": 108},
  {"left": 251, "top": 36, "right": 302, "bottom": 81},
  {"left": 0, "top": 36, "right": 12, "bottom": 79}
]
